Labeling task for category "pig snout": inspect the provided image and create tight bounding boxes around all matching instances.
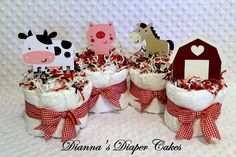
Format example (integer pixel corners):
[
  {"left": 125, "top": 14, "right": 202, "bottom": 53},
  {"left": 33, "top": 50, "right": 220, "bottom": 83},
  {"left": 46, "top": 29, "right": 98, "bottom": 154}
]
[
  {"left": 23, "top": 51, "right": 55, "bottom": 64},
  {"left": 96, "top": 31, "right": 105, "bottom": 39}
]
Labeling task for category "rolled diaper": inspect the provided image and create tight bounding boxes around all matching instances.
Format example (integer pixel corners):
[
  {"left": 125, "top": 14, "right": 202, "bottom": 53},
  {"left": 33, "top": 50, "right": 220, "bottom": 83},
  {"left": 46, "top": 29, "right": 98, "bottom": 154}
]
[
  {"left": 129, "top": 68, "right": 167, "bottom": 113},
  {"left": 164, "top": 81, "right": 226, "bottom": 143},
  {"left": 85, "top": 69, "right": 129, "bottom": 113},
  {"left": 23, "top": 81, "right": 92, "bottom": 141}
]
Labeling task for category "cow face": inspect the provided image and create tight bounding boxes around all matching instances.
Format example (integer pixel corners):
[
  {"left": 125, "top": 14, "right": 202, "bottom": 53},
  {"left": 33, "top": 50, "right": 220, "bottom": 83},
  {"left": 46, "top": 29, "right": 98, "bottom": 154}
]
[{"left": 18, "top": 30, "right": 57, "bottom": 65}]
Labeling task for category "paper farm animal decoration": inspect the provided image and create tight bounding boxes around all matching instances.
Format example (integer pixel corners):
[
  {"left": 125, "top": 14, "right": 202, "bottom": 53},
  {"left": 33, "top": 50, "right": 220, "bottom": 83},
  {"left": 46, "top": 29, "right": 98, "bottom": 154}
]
[
  {"left": 172, "top": 35, "right": 221, "bottom": 80},
  {"left": 18, "top": 30, "right": 75, "bottom": 72},
  {"left": 87, "top": 22, "right": 116, "bottom": 55},
  {"left": 129, "top": 23, "right": 174, "bottom": 57}
]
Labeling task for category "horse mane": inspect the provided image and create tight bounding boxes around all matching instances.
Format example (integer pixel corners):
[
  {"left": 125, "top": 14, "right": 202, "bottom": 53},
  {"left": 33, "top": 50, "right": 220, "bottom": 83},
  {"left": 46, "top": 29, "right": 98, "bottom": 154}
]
[
  {"left": 150, "top": 26, "right": 160, "bottom": 39},
  {"left": 139, "top": 23, "right": 160, "bottom": 39}
]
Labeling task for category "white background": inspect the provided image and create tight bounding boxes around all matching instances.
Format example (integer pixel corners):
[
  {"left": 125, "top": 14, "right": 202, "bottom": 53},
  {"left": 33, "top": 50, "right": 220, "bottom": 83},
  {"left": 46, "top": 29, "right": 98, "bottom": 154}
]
[{"left": 0, "top": 0, "right": 235, "bottom": 157}]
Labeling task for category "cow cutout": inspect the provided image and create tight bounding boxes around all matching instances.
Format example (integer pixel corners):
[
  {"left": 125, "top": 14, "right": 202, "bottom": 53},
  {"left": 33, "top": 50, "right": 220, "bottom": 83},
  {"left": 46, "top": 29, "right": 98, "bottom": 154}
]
[
  {"left": 18, "top": 30, "right": 75, "bottom": 72},
  {"left": 172, "top": 36, "right": 221, "bottom": 80}
]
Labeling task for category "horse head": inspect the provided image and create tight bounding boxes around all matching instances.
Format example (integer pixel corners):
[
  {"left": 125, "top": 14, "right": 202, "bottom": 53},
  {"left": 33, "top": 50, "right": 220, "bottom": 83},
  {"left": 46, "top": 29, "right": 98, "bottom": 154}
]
[{"left": 129, "top": 23, "right": 158, "bottom": 44}]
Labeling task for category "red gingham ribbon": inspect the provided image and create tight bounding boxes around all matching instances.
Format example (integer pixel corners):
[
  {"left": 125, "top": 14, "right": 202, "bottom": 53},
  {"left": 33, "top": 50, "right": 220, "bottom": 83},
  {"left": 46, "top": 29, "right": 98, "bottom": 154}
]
[
  {"left": 166, "top": 99, "right": 221, "bottom": 143},
  {"left": 25, "top": 101, "right": 88, "bottom": 142},
  {"left": 130, "top": 81, "right": 167, "bottom": 112},
  {"left": 87, "top": 80, "right": 127, "bottom": 110}
]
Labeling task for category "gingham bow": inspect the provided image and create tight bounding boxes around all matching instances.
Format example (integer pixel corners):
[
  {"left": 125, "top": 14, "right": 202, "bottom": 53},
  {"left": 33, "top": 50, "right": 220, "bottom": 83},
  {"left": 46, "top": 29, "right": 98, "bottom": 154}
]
[
  {"left": 87, "top": 80, "right": 127, "bottom": 110},
  {"left": 130, "top": 81, "right": 167, "bottom": 112},
  {"left": 25, "top": 101, "right": 88, "bottom": 142},
  {"left": 166, "top": 99, "right": 221, "bottom": 143}
]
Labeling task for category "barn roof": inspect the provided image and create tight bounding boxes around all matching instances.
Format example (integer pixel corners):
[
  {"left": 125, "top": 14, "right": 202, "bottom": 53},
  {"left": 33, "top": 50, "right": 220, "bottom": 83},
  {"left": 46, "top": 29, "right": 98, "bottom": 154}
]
[{"left": 170, "top": 35, "right": 222, "bottom": 62}]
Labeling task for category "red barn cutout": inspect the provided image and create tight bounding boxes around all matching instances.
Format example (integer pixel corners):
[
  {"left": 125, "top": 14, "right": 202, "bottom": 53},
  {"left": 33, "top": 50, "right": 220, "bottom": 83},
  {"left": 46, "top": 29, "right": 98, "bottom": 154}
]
[{"left": 172, "top": 36, "right": 221, "bottom": 80}]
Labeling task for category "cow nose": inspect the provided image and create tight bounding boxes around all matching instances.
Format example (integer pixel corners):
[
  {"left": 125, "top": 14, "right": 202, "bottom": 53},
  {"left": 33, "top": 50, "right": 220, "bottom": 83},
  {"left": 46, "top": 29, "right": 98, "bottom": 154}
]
[{"left": 96, "top": 31, "right": 105, "bottom": 39}]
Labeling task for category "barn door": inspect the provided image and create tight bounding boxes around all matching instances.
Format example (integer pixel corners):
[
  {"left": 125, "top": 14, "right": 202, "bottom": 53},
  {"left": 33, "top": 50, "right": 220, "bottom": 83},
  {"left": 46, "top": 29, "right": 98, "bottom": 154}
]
[{"left": 184, "top": 60, "right": 209, "bottom": 79}]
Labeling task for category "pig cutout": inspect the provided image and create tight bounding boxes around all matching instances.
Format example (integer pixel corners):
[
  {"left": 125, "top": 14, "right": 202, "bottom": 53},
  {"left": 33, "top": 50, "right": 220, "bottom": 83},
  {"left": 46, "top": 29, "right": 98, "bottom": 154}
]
[
  {"left": 18, "top": 30, "right": 75, "bottom": 72},
  {"left": 87, "top": 22, "right": 116, "bottom": 55}
]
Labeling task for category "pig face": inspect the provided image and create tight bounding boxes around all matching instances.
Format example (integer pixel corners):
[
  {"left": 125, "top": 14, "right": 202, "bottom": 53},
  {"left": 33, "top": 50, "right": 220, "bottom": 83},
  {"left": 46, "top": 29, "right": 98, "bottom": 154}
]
[{"left": 87, "top": 22, "right": 116, "bottom": 46}]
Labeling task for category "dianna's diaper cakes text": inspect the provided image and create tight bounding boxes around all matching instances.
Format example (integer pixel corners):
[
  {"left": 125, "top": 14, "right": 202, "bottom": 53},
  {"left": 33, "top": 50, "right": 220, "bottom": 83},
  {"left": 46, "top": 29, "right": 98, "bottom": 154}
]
[{"left": 61, "top": 139, "right": 182, "bottom": 154}]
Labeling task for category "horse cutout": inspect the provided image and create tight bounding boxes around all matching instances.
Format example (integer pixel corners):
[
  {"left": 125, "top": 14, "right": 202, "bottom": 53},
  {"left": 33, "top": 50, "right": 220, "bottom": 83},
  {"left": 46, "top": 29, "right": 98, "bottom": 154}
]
[
  {"left": 129, "top": 23, "right": 174, "bottom": 57},
  {"left": 18, "top": 30, "right": 75, "bottom": 72}
]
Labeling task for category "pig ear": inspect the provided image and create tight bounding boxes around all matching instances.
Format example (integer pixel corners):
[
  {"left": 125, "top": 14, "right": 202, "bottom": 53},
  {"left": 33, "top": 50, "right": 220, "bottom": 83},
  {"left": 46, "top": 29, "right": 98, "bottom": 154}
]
[
  {"left": 89, "top": 23, "right": 94, "bottom": 27},
  {"left": 18, "top": 33, "right": 28, "bottom": 39},
  {"left": 48, "top": 31, "right": 57, "bottom": 38},
  {"left": 28, "top": 30, "right": 33, "bottom": 36},
  {"left": 108, "top": 22, "right": 113, "bottom": 26},
  {"left": 43, "top": 30, "right": 48, "bottom": 36}
]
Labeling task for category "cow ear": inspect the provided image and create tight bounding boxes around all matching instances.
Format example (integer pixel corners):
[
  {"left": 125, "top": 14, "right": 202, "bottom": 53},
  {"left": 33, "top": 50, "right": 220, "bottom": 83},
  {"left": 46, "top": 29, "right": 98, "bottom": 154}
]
[
  {"left": 48, "top": 31, "right": 57, "bottom": 38},
  {"left": 28, "top": 30, "right": 33, "bottom": 36},
  {"left": 18, "top": 33, "right": 27, "bottom": 39},
  {"left": 43, "top": 30, "right": 48, "bottom": 36}
]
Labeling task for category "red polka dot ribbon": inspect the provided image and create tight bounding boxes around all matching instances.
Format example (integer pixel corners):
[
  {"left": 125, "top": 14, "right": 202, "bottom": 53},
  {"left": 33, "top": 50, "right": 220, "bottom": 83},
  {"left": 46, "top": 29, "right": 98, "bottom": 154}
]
[
  {"left": 166, "top": 99, "right": 221, "bottom": 143},
  {"left": 25, "top": 101, "right": 89, "bottom": 142},
  {"left": 130, "top": 81, "right": 167, "bottom": 112},
  {"left": 86, "top": 80, "right": 127, "bottom": 110}
]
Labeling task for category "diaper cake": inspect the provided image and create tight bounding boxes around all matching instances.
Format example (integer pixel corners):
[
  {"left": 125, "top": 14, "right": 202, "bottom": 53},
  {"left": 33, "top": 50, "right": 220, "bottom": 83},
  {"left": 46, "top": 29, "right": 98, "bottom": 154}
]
[
  {"left": 164, "top": 36, "right": 227, "bottom": 143},
  {"left": 75, "top": 22, "right": 129, "bottom": 113},
  {"left": 18, "top": 30, "right": 92, "bottom": 141},
  {"left": 128, "top": 23, "right": 174, "bottom": 113}
]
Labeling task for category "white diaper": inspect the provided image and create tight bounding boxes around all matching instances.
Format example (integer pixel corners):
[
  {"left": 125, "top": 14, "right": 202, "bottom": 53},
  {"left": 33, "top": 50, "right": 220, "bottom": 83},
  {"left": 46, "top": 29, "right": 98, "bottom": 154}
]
[
  {"left": 85, "top": 69, "right": 129, "bottom": 113},
  {"left": 164, "top": 81, "right": 226, "bottom": 137},
  {"left": 129, "top": 68, "right": 167, "bottom": 113},
  {"left": 22, "top": 81, "right": 92, "bottom": 138}
]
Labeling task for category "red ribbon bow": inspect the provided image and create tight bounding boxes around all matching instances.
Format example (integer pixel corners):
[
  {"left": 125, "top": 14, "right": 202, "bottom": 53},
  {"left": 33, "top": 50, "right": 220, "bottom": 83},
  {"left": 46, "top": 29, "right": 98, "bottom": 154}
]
[
  {"left": 166, "top": 99, "right": 221, "bottom": 143},
  {"left": 130, "top": 81, "right": 167, "bottom": 112},
  {"left": 25, "top": 101, "right": 88, "bottom": 142},
  {"left": 87, "top": 80, "right": 127, "bottom": 110}
]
